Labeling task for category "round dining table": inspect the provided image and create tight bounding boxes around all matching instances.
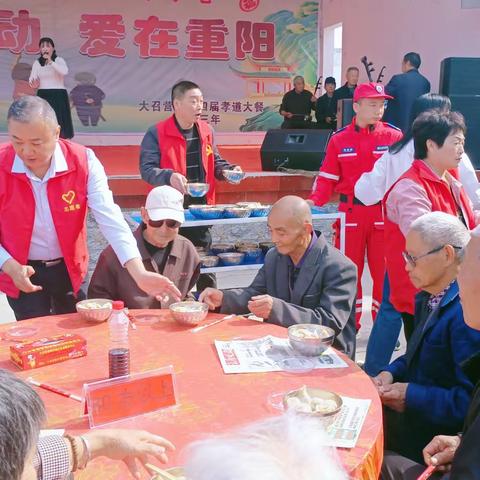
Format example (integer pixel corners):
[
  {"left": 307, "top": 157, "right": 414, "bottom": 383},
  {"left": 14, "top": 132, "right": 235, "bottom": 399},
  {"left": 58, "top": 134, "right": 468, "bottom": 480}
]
[{"left": 0, "top": 310, "right": 383, "bottom": 479}]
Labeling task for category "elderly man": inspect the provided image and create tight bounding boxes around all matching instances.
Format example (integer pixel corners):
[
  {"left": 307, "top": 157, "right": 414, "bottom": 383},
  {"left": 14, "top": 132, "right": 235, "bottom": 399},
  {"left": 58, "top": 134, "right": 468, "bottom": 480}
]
[
  {"left": 89, "top": 186, "right": 200, "bottom": 308},
  {"left": 0, "top": 96, "right": 180, "bottom": 321},
  {"left": 140, "top": 80, "right": 241, "bottom": 291},
  {"left": 185, "top": 414, "right": 347, "bottom": 480},
  {"left": 200, "top": 195, "right": 357, "bottom": 358},
  {"left": 0, "top": 369, "right": 174, "bottom": 479},
  {"left": 373, "top": 212, "right": 480, "bottom": 465},
  {"left": 279, "top": 75, "right": 316, "bottom": 129}
]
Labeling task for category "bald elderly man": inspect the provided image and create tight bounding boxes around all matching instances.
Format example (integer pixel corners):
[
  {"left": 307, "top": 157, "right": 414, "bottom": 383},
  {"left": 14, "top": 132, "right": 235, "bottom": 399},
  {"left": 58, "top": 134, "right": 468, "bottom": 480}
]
[{"left": 200, "top": 196, "right": 357, "bottom": 358}]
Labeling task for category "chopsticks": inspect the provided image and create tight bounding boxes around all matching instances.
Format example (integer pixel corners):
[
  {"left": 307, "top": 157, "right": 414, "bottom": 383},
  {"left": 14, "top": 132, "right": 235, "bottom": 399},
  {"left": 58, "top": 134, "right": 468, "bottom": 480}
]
[
  {"left": 417, "top": 465, "right": 437, "bottom": 480},
  {"left": 26, "top": 378, "right": 83, "bottom": 402},
  {"left": 190, "top": 313, "right": 250, "bottom": 333},
  {"left": 145, "top": 463, "right": 178, "bottom": 480}
]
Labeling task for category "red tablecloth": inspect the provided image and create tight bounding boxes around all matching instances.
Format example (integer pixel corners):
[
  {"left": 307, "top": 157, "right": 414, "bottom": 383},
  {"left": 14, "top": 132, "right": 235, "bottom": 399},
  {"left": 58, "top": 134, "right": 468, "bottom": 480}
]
[{"left": 0, "top": 311, "right": 383, "bottom": 479}]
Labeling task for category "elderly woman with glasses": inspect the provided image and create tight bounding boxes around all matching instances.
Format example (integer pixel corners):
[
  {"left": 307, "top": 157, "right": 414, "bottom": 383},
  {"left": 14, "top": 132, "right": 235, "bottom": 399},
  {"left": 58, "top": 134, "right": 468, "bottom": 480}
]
[
  {"left": 371, "top": 212, "right": 480, "bottom": 467},
  {"left": 383, "top": 110, "right": 478, "bottom": 341}
]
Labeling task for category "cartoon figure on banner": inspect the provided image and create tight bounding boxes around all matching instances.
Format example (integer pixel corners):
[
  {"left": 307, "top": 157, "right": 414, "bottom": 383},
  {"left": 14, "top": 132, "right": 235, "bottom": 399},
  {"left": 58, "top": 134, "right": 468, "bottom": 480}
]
[
  {"left": 70, "top": 72, "right": 106, "bottom": 127},
  {"left": 240, "top": 0, "right": 260, "bottom": 12},
  {"left": 11, "top": 54, "right": 36, "bottom": 100}
]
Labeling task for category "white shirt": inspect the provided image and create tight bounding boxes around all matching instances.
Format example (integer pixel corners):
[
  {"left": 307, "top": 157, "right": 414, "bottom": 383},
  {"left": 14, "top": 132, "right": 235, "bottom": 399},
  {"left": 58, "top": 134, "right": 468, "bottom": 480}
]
[
  {"left": 29, "top": 57, "right": 68, "bottom": 89},
  {"left": 0, "top": 144, "right": 140, "bottom": 269},
  {"left": 354, "top": 139, "right": 480, "bottom": 209}
]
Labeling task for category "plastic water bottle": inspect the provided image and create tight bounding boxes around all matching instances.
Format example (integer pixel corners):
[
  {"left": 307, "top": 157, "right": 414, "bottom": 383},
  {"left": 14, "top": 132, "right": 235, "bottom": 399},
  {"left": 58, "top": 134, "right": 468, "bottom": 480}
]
[{"left": 108, "top": 300, "right": 130, "bottom": 378}]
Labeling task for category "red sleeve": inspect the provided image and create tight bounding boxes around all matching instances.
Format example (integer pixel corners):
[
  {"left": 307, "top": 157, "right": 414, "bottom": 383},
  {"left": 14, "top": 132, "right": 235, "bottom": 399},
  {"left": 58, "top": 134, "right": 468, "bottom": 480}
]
[{"left": 308, "top": 136, "right": 340, "bottom": 206}]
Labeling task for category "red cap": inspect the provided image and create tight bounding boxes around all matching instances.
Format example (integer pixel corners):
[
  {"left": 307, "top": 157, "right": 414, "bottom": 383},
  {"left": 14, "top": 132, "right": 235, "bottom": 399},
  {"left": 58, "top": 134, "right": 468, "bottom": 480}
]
[
  {"left": 353, "top": 82, "right": 393, "bottom": 102},
  {"left": 112, "top": 301, "right": 125, "bottom": 310}
]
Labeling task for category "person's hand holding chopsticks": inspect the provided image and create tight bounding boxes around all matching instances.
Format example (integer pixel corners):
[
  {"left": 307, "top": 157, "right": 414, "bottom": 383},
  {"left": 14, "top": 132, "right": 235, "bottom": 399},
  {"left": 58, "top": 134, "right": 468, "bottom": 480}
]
[{"left": 422, "top": 434, "right": 461, "bottom": 472}]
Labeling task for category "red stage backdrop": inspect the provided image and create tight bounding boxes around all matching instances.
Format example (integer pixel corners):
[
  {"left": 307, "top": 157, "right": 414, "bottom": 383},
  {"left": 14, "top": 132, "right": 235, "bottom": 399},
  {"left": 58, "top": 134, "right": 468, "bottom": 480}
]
[{"left": 0, "top": 0, "right": 319, "bottom": 133}]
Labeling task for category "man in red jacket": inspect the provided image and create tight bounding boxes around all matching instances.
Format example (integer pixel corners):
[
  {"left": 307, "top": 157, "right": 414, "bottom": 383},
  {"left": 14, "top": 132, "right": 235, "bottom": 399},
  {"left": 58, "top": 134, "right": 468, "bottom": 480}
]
[
  {"left": 0, "top": 96, "right": 181, "bottom": 320},
  {"left": 308, "top": 83, "right": 403, "bottom": 329},
  {"left": 140, "top": 80, "right": 242, "bottom": 290}
]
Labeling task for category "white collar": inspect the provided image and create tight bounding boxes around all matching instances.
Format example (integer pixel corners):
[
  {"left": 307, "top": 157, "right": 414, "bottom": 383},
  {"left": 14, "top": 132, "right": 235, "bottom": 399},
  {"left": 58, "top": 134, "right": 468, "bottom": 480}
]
[{"left": 11, "top": 143, "right": 68, "bottom": 176}]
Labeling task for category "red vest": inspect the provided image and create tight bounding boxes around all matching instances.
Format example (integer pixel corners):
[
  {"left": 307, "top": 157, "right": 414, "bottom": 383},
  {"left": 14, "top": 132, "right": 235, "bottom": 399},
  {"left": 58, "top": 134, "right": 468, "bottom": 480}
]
[
  {"left": 156, "top": 115, "right": 216, "bottom": 204},
  {"left": 384, "top": 160, "right": 475, "bottom": 314},
  {"left": 0, "top": 140, "right": 89, "bottom": 298}
]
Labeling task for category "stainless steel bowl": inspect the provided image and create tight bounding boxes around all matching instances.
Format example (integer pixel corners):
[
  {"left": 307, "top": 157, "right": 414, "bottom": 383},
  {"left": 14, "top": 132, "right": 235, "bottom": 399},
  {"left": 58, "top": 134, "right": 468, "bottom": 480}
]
[
  {"left": 237, "top": 246, "right": 262, "bottom": 263},
  {"left": 186, "top": 183, "right": 210, "bottom": 197},
  {"left": 250, "top": 205, "right": 271, "bottom": 217},
  {"left": 223, "top": 169, "right": 245, "bottom": 183},
  {"left": 211, "top": 243, "right": 236, "bottom": 255},
  {"left": 188, "top": 205, "right": 209, "bottom": 218},
  {"left": 236, "top": 201, "right": 260, "bottom": 208},
  {"left": 224, "top": 206, "right": 251, "bottom": 219},
  {"left": 288, "top": 324, "right": 335, "bottom": 356},
  {"left": 235, "top": 241, "right": 259, "bottom": 250},
  {"left": 76, "top": 298, "right": 113, "bottom": 323},
  {"left": 200, "top": 255, "right": 219, "bottom": 268},
  {"left": 194, "top": 207, "right": 225, "bottom": 220},
  {"left": 218, "top": 252, "right": 245, "bottom": 266},
  {"left": 259, "top": 241, "right": 275, "bottom": 255},
  {"left": 169, "top": 301, "right": 209, "bottom": 326},
  {"left": 283, "top": 387, "right": 343, "bottom": 427}
]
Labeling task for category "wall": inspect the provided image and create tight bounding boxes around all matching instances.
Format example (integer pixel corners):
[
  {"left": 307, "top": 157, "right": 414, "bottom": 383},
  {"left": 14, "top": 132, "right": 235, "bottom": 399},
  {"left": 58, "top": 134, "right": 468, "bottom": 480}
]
[{"left": 320, "top": 0, "right": 480, "bottom": 91}]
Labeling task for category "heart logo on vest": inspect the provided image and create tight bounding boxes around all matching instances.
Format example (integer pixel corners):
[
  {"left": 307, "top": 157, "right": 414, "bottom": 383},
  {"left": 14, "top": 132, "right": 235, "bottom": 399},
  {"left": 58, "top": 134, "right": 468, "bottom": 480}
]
[
  {"left": 205, "top": 144, "right": 213, "bottom": 156},
  {"left": 62, "top": 190, "right": 76, "bottom": 205}
]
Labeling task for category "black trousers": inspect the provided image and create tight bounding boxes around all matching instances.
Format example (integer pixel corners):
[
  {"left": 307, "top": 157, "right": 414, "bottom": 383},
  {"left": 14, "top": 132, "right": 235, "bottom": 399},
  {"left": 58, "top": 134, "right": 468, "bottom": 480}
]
[
  {"left": 179, "top": 225, "right": 216, "bottom": 292},
  {"left": 7, "top": 260, "right": 86, "bottom": 321}
]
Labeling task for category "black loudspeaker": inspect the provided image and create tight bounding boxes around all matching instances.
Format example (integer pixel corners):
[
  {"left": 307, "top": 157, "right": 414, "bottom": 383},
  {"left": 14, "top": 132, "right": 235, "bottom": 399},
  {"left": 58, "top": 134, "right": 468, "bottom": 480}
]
[
  {"left": 260, "top": 129, "right": 331, "bottom": 171},
  {"left": 337, "top": 99, "right": 354, "bottom": 129},
  {"left": 439, "top": 57, "right": 480, "bottom": 96},
  {"left": 448, "top": 95, "right": 480, "bottom": 169}
]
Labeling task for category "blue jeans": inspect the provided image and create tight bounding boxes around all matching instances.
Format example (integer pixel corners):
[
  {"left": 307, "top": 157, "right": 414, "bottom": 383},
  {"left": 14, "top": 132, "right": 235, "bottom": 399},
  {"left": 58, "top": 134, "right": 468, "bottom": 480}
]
[{"left": 364, "top": 274, "right": 403, "bottom": 376}]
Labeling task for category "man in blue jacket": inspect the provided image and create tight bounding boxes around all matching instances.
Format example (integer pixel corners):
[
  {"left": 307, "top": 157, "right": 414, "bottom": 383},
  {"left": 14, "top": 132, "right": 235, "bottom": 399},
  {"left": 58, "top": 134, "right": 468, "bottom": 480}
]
[
  {"left": 372, "top": 212, "right": 480, "bottom": 464},
  {"left": 383, "top": 52, "right": 431, "bottom": 132}
]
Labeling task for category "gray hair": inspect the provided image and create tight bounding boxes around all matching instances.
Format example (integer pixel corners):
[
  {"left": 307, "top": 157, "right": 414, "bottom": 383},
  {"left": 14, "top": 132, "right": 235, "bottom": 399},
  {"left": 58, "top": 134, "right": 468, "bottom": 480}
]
[
  {"left": 409, "top": 211, "right": 471, "bottom": 261},
  {"left": 0, "top": 369, "right": 45, "bottom": 480},
  {"left": 184, "top": 413, "right": 347, "bottom": 480},
  {"left": 7, "top": 95, "right": 59, "bottom": 130},
  {"left": 293, "top": 75, "right": 305, "bottom": 83}
]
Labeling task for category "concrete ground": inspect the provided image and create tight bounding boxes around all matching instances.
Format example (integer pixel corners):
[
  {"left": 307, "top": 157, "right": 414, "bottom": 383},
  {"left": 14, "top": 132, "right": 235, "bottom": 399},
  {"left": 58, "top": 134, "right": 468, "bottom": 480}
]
[{"left": 0, "top": 263, "right": 405, "bottom": 363}]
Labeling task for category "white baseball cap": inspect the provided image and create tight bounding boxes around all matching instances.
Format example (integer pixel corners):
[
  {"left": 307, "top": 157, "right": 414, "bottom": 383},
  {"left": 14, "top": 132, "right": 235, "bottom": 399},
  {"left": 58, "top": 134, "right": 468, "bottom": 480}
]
[{"left": 145, "top": 186, "right": 185, "bottom": 223}]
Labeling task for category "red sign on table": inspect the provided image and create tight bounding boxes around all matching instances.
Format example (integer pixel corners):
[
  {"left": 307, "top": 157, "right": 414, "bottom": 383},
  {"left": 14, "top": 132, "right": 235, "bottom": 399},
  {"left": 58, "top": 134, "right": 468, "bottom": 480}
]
[{"left": 83, "top": 366, "right": 177, "bottom": 427}]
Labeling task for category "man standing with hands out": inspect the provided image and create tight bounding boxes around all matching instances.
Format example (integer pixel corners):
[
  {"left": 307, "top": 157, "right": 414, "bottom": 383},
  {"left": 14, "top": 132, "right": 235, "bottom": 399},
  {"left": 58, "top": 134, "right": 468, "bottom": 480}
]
[
  {"left": 308, "top": 83, "right": 402, "bottom": 330},
  {"left": 0, "top": 96, "right": 181, "bottom": 320},
  {"left": 140, "top": 80, "right": 242, "bottom": 291}
]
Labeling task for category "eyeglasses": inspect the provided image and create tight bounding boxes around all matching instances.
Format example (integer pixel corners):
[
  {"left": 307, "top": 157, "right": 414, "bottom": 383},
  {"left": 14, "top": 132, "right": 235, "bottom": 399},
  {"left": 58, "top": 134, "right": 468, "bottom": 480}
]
[
  {"left": 402, "top": 245, "right": 462, "bottom": 267},
  {"left": 148, "top": 219, "right": 181, "bottom": 229}
]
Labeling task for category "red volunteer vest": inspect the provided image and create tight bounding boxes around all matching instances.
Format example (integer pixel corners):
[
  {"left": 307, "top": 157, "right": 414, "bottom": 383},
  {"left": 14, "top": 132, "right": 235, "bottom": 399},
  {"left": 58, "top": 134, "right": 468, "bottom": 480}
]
[
  {"left": 156, "top": 115, "right": 216, "bottom": 204},
  {"left": 0, "top": 140, "right": 89, "bottom": 298},
  {"left": 384, "top": 160, "right": 475, "bottom": 314}
]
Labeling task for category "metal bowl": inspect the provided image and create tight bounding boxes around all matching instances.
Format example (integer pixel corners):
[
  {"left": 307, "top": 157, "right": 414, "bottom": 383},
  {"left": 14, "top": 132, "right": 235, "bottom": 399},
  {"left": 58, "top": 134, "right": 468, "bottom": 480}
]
[
  {"left": 259, "top": 241, "right": 275, "bottom": 255},
  {"left": 211, "top": 243, "right": 236, "bottom": 255},
  {"left": 188, "top": 205, "right": 209, "bottom": 218},
  {"left": 283, "top": 387, "right": 343, "bottom": 427},
  {"left": 76, "top": 298, "right": 113, "bottom": 323},
  {"left": 223, "top": 206, "right": 251, "bottom": 219},
  {"left": 250, "top": 205, "right": 271, "bottom": 217},
  {"left": 218, "top": 252, "right": 245, "bottom": 266},
  {"left": 186, "top": 183, "right": 210, "bottom": 197},
  {"left": 237, "top": 246, "right": 263, "bottom": 264},
  {"left": 200, "top": 255, "right": 219, "bottom": 268},
  {"left": 223, "top": 169, "right": 245, "bottom": 183},
  {"left": 288, "top": 324, "right": 335, "bottom": 356},
  {"left": 192, "top": 207, "right": 224, "bottom": 220},
  {"left": 195, "top": 246, "right": 208, "bottom": 255},
  {"left": 236, "top": 201, "right": 260, "bottom": 208},
  {"left": 169, "top": 301, "right": 209, "bottom": 326},
  {"left": 235, "top": 241, "right": 259, "bottom": 250}
]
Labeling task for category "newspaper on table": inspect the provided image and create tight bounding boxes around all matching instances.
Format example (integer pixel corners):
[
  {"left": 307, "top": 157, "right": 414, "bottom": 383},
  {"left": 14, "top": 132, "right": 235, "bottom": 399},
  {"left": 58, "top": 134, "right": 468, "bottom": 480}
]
[
  {"left": 215, "top": 335, "right": 348, "bottom": 374},
  {"left": 326, "top": 396, "right": 371, "bottom": 449}
]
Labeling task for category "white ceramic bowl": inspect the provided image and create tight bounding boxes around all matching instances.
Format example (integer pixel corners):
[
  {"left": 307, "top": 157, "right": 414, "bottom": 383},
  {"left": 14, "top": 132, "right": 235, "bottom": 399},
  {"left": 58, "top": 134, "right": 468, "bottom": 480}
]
[
  {"left": 169, "top": 301, "right": 209, "bottom": 326},
  {"left": 76, "top": 298, "right": 113, "bottom": 323}
]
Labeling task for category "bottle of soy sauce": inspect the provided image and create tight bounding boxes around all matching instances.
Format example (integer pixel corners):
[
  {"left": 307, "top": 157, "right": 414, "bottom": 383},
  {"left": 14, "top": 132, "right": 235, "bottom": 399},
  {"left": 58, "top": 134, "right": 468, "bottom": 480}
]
[{"left": 108, "top": 301, "right": 130, "bottom": 378}]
